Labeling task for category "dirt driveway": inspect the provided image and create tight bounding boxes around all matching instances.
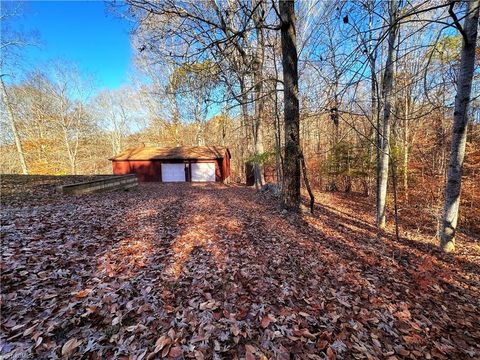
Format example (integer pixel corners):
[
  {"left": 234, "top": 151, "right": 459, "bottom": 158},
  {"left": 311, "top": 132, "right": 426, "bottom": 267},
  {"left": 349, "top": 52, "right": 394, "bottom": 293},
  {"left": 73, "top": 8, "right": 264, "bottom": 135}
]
[{"left": 1, "top": 182, "right": 479, "bottom": 359}]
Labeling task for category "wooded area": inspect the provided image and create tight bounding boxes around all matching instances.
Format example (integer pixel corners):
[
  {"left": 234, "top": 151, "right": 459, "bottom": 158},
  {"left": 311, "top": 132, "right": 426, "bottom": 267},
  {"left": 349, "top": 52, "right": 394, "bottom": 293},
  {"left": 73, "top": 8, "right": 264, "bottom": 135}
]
[
  {"left": 1, "top": 1, "right": 480, "bottom": 358},
  {"left": 2, "top": 0, "right": 479, "bottom": 251}
]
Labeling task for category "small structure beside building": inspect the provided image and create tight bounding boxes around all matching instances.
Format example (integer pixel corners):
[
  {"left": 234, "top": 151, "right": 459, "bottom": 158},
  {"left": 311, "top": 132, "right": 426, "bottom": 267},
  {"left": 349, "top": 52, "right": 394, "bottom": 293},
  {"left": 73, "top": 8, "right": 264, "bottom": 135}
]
[
  {"left": 110, "top": 146, "right": 231, "bottom": 183},
  {"left": 245, "top": 163, "right": 277, "bottom": 186}
]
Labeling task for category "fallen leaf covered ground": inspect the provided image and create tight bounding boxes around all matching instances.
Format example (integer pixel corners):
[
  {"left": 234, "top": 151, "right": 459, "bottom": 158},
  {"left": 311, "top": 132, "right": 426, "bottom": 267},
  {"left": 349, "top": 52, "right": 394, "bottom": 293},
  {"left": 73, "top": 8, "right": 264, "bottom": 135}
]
[{"left": 1, "top": 176, "right": 479, "bottom": 359}]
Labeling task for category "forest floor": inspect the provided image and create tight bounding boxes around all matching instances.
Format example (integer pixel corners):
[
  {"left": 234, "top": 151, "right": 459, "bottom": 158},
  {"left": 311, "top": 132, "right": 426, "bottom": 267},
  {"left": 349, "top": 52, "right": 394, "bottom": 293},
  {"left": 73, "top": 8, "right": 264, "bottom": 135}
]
[{"left": 1, "top": 175, "right": 479, "bottom": 359}]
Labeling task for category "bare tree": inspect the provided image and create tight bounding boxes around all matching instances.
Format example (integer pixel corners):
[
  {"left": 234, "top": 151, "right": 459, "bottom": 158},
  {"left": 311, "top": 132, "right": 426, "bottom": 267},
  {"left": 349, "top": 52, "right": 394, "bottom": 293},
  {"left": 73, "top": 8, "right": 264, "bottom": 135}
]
[
  {"left": 440, "top": 0, "right": 480, "bottom": 252},
  {"left": 280, "top": 0, "right": 300, "bottom": 211},
  {"left": 0, "top": 3, "right": 36, "bottom": 174},
  {"left": 376, "top": 1, "right": 400, "bottom": 229},
  {"left": 44, "top": 63, "right": 93, "bottom": 174},
  {"left": 1, "top": 77, "right": 28, "bottom": 174},
  {"left": 125, "top": 0, "right": 276, "bottom": 187},
  {"left": 94, "top": 88, "right": 134, "bottom": 156}
]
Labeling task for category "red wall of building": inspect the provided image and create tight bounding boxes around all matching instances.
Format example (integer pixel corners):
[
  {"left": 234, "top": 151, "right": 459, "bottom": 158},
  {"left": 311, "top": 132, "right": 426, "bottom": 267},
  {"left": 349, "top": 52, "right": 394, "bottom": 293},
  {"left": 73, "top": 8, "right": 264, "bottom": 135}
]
[
  {"left": 112, "top": 158, "right": 230, "bottom": 183},
  {"left": 112, "top": 160, "right": 163, "bottom": 182},
  {"left": 222, "top": 154, "right": 230, "bottom": 180}
]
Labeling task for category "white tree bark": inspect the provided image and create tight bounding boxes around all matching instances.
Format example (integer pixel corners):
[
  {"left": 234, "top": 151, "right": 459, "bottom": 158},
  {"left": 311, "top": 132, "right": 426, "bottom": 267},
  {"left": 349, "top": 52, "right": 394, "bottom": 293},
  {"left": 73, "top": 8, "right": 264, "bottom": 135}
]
[
  {"left": 252, "top": 0, "right": 266, "bottom": 189},
  {"left": 1, "top": 77, "right": 28, "bottom": 174},
  {"left": 376, "top": 1, "right": 399, "bottom": 229},
  {"left": 440, "top": 0, "right": 480, "bottom": 252}
]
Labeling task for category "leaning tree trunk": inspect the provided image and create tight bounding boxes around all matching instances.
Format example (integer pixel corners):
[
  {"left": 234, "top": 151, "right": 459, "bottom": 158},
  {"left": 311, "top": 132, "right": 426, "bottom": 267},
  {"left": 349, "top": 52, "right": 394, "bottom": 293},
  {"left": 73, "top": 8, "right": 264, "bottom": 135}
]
[
  {"left": 376, "top": 2, "right": 399, "bottom": 229},
  {"left": 440, "top": 0, "right": 479, "bottom": 252},
  {"left": 1, "top": 77, "right": 28, "bottom": 174},
  {"left": 280, "top": 0, "right": 301, "bottom": 211}
]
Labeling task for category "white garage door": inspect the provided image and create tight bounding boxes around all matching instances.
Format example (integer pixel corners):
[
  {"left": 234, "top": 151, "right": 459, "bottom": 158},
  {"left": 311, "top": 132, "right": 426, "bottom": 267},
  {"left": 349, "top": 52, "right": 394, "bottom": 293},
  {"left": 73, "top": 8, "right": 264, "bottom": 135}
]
[
  {"left": 161, "top": 163, "right": 186, "bottom": 182},
  {"left": 191, "top": 162, "right": 216, "bottom": 182}
]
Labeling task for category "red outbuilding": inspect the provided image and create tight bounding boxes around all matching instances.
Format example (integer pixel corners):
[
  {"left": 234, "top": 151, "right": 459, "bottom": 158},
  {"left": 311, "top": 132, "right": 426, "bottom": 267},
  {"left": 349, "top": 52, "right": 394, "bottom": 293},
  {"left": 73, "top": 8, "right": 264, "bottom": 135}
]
[{"left": 110, "top": 146, "right": 231, "bottom": 183}]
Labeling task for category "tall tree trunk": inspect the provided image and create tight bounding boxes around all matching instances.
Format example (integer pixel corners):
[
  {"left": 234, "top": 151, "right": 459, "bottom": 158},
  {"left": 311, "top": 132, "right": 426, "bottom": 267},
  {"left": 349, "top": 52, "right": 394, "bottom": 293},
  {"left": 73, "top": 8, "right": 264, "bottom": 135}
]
[
  {"left": 63, "top": 127, "right": 77, "bottom": 175},
  {"left": 1, "top": 77, "right": 29, "bottom": 174},
  {"left": 273, "top": 87, "right": 284, "bottom": 187},
  {"left": 239, "top": 77, "right": 250, "bottom": 181},
  {"left": 280, "top": 0, "right": 300, "bottom": 211},
  {"left": 376, "top": 1, "right": 399, "bottom": 229},
  {"left": 367, "top": 76, "right": 377, "bottom": 196},
  {"left": 195, "top": 118, "right": 204, "bottom": 146},
  {"left": 273, "top": 46, "right": 284, "bottom": 188},
  {"left": 252, "top": 0, "right": 265, "bottom": 189},
  {"left": 367, "top": 1, "right": 379, "bottom": 199},
  {"left": 329, "top": 93, "right": 340, "bottom": 192},
  {"left": 403, "top": 95, "right": 410, "bottom": 200},
  {"left": 440, "top": 0, "right": 480, "bottom": 252}
]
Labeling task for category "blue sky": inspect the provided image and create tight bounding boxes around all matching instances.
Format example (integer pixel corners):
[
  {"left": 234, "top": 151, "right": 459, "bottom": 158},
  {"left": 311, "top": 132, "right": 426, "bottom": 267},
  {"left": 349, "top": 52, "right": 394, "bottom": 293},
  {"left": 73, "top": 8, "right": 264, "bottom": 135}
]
[{"left": 5, "top": 0, "right": 133, "bottom": 90}]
